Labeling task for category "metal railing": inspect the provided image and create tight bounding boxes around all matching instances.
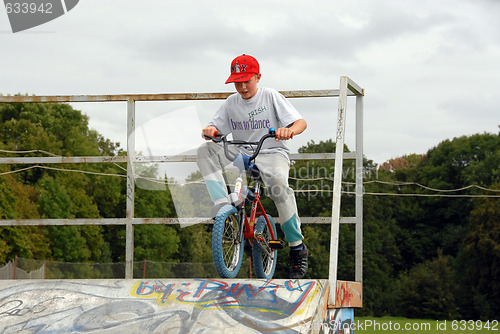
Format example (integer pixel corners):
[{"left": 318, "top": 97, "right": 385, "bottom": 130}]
[{"left": 0, "top": 77, "right": 364, "bottom": 306}]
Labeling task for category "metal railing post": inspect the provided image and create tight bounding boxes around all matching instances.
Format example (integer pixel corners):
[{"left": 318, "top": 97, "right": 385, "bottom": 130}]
[
  {"left": 355, "top": 94, "right": 364, "bottom": 282},
  {"left": 125, "top": 98, "right": 135, "bottom": 279},
  {"left": 328, "top": 76, "right": 348, "bottom": 305}
]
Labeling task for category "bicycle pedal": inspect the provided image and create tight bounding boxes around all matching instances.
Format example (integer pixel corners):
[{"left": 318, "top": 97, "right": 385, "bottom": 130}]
[{"left": 269, "top": 240, "right": 285, "bottom": 250}]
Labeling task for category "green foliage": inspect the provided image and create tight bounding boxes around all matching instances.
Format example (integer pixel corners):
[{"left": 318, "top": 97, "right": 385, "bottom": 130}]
[
  {"left": 175, "top": 224, "right": 213, "bottom": 263},
  {"left": 460, "top": 194, "right": 500, "bottom": 319},
  {"left": 0, "top": 170, "right": 50, "bottom": 263},
  {"left": 361, "top": 195, "right": 402, "bottom": 316},
  {"left": 398, "top": 250, "right": 458, "bottom": 319},
  {"left": 375, "top": 131, "right": 500, "bottom": 319},
  {"left": 0, "top": 100, "right": 183, "bottom": 273},
  {"left": 134, "top": 225, "right": 179, "bottom": 261}
]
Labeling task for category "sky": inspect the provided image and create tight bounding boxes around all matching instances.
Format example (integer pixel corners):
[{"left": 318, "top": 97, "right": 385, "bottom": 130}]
[{"left": 1, "top": 0, "right": 499, "bottom": 166}]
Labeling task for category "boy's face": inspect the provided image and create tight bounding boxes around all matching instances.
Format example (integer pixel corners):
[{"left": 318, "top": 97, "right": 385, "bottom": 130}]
[{"left": 234, "top": 74, "right": 261, "bottom": 100}]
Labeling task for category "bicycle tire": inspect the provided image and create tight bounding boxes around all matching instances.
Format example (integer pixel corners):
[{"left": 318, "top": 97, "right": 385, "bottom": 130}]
[
  {"left": 252, "top": 214, "right": 277, "bottom": 279},
  {"left": 212, "top": 204, "right": 244, "bottom": 278}
]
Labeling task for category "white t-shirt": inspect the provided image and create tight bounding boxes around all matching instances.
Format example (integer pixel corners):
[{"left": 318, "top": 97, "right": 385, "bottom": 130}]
[{"left": 208, "top": 87, "right": 303, "bottom": 159}]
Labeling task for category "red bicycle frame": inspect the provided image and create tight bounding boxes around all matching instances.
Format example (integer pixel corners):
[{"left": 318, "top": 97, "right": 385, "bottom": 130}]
[{"left": 243, "top": 184, "right": 276, "bottom": 242}]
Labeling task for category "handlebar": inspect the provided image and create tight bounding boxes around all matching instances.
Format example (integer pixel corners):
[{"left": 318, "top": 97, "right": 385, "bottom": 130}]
[{"left": 203, "top": 128, "right": 277, "bottom": 163}]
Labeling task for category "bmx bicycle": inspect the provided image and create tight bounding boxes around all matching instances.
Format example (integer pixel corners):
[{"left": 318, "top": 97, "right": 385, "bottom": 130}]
[{"left": 204, "top": 128, "right": 285, "bottom": 279}]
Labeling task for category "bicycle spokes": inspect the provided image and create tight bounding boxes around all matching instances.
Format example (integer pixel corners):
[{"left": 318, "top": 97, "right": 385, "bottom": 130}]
[{"left": 222, "top": 215, "right": 241, "bottom": 268}]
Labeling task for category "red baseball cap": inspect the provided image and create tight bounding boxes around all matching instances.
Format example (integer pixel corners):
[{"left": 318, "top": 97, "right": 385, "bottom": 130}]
[{"left": 225, "top": 54, "right": 260, "bottom": 84}]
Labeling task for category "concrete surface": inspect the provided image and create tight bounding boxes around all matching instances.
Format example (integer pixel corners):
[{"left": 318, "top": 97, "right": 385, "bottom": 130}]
[{"left": 0, "top": 278, "right": 348, "bottom": 333}]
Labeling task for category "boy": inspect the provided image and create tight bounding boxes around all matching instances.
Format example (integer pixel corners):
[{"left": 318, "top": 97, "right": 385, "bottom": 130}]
[{"left": 197, "top": 54, "right": 308, "bottom": 279}]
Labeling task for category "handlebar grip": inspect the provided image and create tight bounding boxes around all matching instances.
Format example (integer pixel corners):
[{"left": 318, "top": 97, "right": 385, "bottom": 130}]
[{"left": 203, "top": 131, "right": 223, "bottom": 142}]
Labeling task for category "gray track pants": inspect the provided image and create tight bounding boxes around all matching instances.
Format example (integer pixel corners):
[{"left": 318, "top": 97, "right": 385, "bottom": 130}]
[{"left": 197, "top": 142, "right": 303, "bottom": 246}]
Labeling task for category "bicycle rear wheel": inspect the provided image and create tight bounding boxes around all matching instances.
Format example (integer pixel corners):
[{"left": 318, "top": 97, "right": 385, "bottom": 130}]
[
  {"left": 252, "top": 214, "right": 277, "bottom": 279},
  {"left": 212, "top": 204, "right": 244, "bottom": 278}
]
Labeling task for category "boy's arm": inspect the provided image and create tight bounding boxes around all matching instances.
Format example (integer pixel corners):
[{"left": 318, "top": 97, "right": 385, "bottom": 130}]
[{"left": 275, "top": 119, "right": 307, "bottom": 141}]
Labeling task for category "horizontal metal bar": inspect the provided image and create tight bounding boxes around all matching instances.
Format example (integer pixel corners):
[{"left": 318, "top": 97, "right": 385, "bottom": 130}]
[
  {"left": 285, "top": 217, "right": 355, "bottom": 224},
  {"left": 0, "top": 218, "right": 129, "bottom": 226},
  {"left": 135, "top": 155, "right": 197, "bottom": 163},
  {"left": 339, "top": 217, "right": 357, "bottom": 224},
  {"left": 0, "top": 152, "right": 357, "bottom": 164},
  {"left": 0, "top": 89, "right": 354, "bottom": 103},
  {"left": 290, "top": 152, "right": 357, "bottom": 160},
  {"left": 280, "top": 90, "right": 356, "bottom": 98},
  {"left": 134, "top": 152, "right": 359, "bottom": 162},
  {"left": 0, "top": 93, "right": 231, "bottom": 103},
  {"left": 0, "top": 217, "right": 355, "bottom": 226},
  {"left": 347, "top": 77, "right": 364, "bottom": 96},
  {"left": 134, "top": 152, "right": 357, "bottom": 163},
  {"left": 0, "top": 218, "right": 212, "bottom": 226}
]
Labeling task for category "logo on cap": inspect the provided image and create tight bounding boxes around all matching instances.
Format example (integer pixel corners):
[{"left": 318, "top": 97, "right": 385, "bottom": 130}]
[{"left": 232, "top": 62, "right": 248, "bottom": 74}]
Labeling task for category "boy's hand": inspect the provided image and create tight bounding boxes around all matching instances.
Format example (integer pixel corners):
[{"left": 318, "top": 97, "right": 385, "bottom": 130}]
[
  {"left": 275, "top": 127, "right": 294, "bottom": 141},
  {"left": 275, "top": 119, "right": 307, "bottom": 141},
  {"left": 202, "top": 126, "right": 218, "bottom": 140}
]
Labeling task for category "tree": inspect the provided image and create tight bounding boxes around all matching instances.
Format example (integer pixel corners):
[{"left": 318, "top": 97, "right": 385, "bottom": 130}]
[
  {"left": 379, "top": 131, "right": 499, "bottom": 319},
  {"left": 379, "top": 154, "right": 424, "bottom": 172},
  {"left": 460, "top": 194, "right": 500, "bottom": 319},
  {"left": 0, "top": 171, "right": 50, "bottom": 263},
  {"left": 398, "top": 250, "right": 458, "bottom": 319},
  {"left": 0, "top": 101, "right": 122, "bottom": 263}
]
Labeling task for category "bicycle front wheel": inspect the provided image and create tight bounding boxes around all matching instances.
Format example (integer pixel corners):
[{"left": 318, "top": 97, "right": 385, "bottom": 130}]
[
  {"left": 212, "top": 204, "right": 244, "bottom": 278},
  {"left": 252, "top": 214, "right": 277, "bottom": 279}
]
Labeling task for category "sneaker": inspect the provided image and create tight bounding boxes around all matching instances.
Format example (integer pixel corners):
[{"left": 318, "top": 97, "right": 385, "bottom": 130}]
[{"left": 289, "top": 244, "right": 308, "bottom": 279}]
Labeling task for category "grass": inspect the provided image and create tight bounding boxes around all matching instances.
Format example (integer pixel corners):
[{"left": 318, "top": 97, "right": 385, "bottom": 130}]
[{"left": 354, "top": 317, "right": 499, "bottom": 334}]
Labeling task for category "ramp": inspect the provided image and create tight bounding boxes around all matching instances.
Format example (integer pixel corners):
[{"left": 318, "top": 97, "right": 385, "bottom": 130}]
[{"left": 0, "top": 278, "right": 335, "bottom": 333}]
